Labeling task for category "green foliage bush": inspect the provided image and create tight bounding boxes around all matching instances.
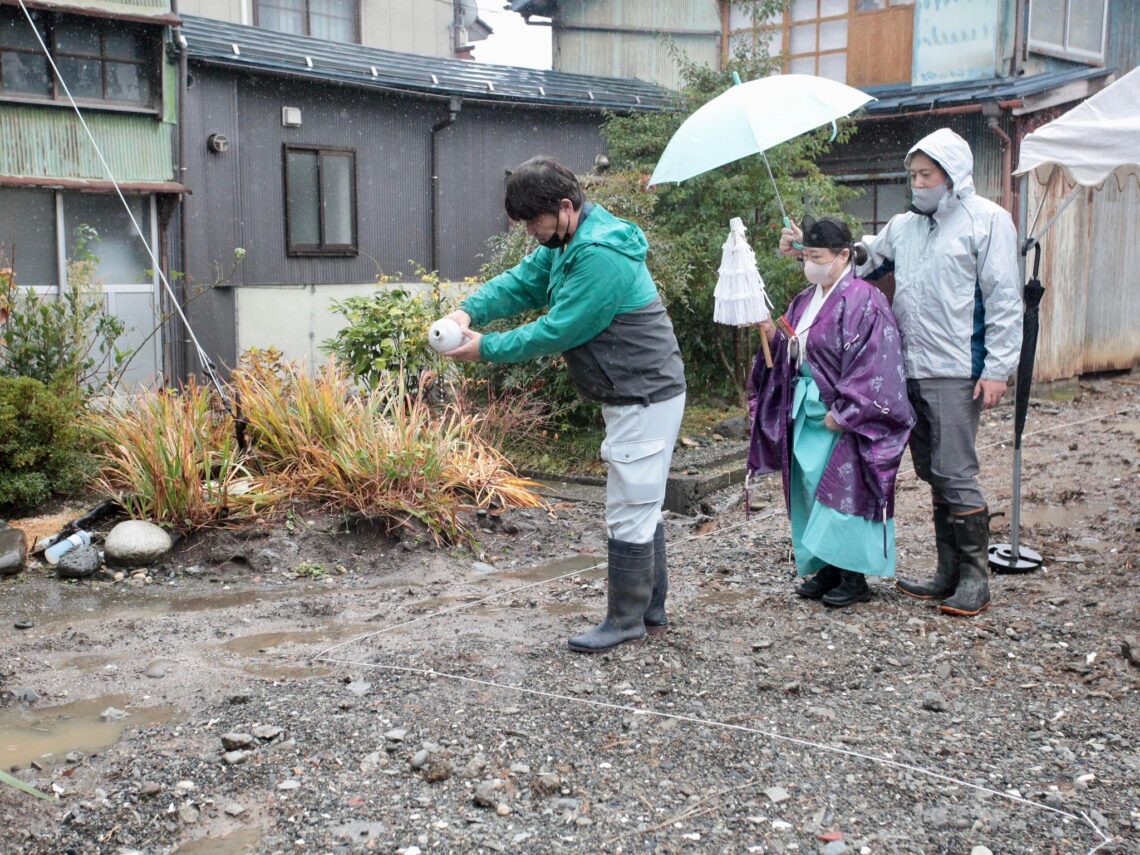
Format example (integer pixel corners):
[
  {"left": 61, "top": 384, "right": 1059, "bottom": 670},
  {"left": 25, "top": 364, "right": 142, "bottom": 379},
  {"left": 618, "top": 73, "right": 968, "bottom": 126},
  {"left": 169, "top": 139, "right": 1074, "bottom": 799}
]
[
  {"left": 323, "top": 285, "right": 443, "bottom": 389},
  {"left": 0, "top": 227, "right": 126, "bottom": 394},
  {"left": 0, "top": 376, "right": 89, "bottom": 515}
]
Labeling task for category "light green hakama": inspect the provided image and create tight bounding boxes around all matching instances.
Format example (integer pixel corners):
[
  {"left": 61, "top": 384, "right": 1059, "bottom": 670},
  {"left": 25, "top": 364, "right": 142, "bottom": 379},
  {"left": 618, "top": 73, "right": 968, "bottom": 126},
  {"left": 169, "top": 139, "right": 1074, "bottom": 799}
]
[{"left": 789, "top": 362, "right": 896, "bottom": 579}]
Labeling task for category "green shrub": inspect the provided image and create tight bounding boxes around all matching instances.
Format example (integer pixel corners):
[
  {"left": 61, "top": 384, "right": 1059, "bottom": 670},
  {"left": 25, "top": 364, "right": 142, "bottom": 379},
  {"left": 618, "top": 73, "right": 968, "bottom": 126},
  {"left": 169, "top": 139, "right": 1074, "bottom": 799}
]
[
  {"left": 0, "top": 228, "right": 127, "bottom": 394},
  {"left": 0, "top": 376, "right": 90, "bottom": 514},
  {"left": 323, "top": 285, "right": 443, "bottom": 390}
]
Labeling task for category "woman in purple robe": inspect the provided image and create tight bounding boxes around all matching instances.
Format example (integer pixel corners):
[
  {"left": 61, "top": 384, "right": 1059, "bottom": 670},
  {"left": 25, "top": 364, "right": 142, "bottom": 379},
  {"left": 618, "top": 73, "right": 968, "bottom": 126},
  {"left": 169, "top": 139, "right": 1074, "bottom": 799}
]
[{"left": 749, "top": 216, "right": 915, "bottom": 607}]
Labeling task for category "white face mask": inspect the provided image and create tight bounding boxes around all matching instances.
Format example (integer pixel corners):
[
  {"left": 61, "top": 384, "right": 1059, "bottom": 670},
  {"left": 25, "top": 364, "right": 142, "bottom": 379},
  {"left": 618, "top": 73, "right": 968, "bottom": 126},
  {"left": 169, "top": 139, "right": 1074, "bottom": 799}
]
[
  {"left": 912, "top": 181, "right": 948, "bottom": 214},
  {"left": 803, "top": 255, "right": 846, "bottom": 286}
]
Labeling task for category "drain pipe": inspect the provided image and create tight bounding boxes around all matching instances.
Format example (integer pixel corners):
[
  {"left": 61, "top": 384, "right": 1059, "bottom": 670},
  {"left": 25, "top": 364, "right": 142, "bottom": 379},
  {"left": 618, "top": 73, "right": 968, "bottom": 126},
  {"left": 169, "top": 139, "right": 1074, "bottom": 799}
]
[
  {"left": 429, "top": 97, "right": 461, "bottom": 275},
  {"left": 173, "top": 4, "right": 189, "bottom": 382}
]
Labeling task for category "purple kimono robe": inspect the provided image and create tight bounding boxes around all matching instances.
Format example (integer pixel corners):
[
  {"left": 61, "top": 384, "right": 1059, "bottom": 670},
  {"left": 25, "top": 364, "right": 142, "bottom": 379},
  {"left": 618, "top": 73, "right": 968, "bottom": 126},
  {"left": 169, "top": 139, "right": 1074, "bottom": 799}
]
[{"left": 748, "top": 271, "right": 915, "bottom": 522}]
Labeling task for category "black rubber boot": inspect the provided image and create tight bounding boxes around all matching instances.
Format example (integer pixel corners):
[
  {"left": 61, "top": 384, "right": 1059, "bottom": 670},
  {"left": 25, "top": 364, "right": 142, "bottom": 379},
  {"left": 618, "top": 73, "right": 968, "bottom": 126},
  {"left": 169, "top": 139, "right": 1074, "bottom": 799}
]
[
  {"left": 643, "top": 523, "right": 669, "bottom": 635},
  {"left": 940, "top": 510, "right": 991, "bottom": 617},
  {"left": 795, "top": 564, "right": 841, "bottom": 599},
  {"left": 897, "top": 505, "right": 959, "bottom": 600},
  {"left": 568, "top": 538, "right": 654, "bottom": 653},
  {"left": 822, "top": 569, "right": 872, "bottom": 608}
]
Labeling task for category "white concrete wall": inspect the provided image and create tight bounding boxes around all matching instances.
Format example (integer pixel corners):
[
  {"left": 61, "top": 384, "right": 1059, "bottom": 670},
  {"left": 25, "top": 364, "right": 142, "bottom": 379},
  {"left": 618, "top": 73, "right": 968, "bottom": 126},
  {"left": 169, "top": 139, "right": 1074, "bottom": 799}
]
[{"left": 234, "top": 280, "right": 475, "bottom": 369}]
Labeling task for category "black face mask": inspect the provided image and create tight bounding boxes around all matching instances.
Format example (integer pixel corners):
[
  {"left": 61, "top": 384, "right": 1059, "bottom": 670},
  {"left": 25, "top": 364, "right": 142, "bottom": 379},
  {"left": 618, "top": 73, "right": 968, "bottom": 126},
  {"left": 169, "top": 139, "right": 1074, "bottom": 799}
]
[{"left": 539, "top": 208, "right": 569, "bottom": 249}]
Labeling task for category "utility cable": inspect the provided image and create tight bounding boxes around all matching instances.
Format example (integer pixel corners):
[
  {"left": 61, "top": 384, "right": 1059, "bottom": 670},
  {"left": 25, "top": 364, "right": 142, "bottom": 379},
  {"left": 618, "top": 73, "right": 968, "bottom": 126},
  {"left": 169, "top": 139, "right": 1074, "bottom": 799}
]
[{"left": 16, "top": 0, "right": 230, "bottom": 405}]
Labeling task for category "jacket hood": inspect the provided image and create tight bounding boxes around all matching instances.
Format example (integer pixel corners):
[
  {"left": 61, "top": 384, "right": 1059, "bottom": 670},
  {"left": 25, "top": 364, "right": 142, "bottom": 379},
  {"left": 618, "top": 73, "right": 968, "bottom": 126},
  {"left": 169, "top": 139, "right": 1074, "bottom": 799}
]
[
  {"left": 906, "top": 128, "right": 976, "bottom": 197},
  {"left": 566, "top": 204, "right": 648, "bottom": 264}
]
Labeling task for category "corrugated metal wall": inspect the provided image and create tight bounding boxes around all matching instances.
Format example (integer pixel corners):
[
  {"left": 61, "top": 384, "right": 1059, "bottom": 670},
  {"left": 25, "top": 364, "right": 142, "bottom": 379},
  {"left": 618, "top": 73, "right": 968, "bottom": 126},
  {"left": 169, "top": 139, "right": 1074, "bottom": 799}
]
[
  {"left": 181, "top": 66, "right": 619, "bottom": 372},
  {"left": 1025, "top": 170, "right": 1140, "bottom": 381},
  {"left": 435, "top": 103, "right": 608, "bottom": 279},
  {"left": 180, "top": 70, "right": 241, "bottom": 370},
  {"left": 830, "top": 115, "right": 1006, "bottom": 205},
  {"left": 554, "top": 0, "right": 722, "bottom": 90},
  {"left": 0, "top": 105, "right": 172, "bottom": 182},
  {"left": 1108, "top": 0, "right": 1140, "bottom": 74}
]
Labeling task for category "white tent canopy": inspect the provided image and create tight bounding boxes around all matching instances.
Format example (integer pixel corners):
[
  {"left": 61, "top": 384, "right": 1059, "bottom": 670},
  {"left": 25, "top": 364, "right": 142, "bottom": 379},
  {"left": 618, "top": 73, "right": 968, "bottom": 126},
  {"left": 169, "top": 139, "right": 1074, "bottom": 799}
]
[{"left": 1014, "top": 66, "right": 1140, "bottom": 187}]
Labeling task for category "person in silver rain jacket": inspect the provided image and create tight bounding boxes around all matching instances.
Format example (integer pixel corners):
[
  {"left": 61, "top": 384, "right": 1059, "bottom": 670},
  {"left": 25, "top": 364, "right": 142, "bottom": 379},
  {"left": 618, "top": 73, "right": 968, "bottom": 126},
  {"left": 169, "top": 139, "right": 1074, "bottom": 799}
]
[{"left": 785, "top": 127, "right": 1022, "bottom": 617}]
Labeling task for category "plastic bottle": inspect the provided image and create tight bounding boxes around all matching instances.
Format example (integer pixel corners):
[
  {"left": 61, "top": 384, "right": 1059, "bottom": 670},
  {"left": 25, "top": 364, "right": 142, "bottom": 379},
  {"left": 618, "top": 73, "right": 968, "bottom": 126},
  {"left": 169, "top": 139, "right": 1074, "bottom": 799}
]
[{"left": 44, "top": 530, "right": 92, "bottom": 565}]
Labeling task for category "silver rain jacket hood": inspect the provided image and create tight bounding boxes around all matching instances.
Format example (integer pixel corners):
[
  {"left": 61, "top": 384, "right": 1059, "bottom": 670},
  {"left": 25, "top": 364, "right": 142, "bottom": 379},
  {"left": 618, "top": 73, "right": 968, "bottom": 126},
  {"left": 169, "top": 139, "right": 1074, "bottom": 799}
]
[{"left": 858, "top": 128, "right": 1023, "bottom": 382}]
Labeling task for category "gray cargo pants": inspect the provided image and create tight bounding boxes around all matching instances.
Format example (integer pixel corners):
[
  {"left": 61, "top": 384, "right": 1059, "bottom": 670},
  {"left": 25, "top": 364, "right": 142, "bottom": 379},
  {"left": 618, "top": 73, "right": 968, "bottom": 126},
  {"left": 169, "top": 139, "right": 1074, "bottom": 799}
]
[
  {"left": 600, "top": 392, "right": 686, "bottom": 544},
  {"left": 906, "top": 378, "right": 986, "bottom": 513}
]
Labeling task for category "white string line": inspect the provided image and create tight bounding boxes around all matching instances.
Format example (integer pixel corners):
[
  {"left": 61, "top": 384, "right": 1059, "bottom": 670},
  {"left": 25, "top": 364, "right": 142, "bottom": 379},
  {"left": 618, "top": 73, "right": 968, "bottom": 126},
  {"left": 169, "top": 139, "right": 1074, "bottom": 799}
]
[
  {"left": 316, "top": 656, "right": 1112, "bottom": 853},
  {"left": 313, "top": 401, "right": 1134, "bottom": 852},
  {"left": 15, "top": 1, "right": 224, "bottom": 396}
]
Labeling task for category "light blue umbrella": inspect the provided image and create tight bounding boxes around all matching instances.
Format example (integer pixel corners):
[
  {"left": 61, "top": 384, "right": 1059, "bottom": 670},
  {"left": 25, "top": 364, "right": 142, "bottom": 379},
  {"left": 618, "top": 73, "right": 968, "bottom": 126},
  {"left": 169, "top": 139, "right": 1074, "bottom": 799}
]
[{"left": 649, "top": 73, "right": 875, "bottom": 231}]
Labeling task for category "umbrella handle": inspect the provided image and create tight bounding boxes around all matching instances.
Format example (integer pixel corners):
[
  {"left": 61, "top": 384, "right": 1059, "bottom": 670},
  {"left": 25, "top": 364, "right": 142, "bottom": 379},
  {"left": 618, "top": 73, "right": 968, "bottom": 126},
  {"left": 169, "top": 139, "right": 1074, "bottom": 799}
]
[
  {"left": 760, "top": 330, "right": 773, "bottom": 368},
  {"left": 783, "top": 217, "right": 803, "bottom": 251}
]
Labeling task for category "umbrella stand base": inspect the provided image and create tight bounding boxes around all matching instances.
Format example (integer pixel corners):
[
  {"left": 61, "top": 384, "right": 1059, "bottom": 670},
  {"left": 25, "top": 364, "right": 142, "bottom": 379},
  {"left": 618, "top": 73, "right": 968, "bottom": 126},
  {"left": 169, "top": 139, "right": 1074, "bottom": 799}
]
[{"left": 989, "top": 543, "right": 1043, "bottom": 574}]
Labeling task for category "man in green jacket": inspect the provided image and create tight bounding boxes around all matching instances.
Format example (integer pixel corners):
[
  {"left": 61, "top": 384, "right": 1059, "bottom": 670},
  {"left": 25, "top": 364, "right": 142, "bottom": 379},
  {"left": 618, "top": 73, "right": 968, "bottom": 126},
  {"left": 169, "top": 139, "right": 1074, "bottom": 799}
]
[{"left": 443, "top": 156, "right": 686, "bottom": 653}]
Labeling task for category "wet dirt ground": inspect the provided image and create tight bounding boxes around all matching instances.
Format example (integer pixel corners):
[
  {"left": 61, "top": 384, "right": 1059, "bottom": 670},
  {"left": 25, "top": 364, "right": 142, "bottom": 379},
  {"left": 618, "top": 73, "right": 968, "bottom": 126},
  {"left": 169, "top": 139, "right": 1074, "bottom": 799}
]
[{"left": 0, "top": 373, "right": 1137, "bottom": 855}]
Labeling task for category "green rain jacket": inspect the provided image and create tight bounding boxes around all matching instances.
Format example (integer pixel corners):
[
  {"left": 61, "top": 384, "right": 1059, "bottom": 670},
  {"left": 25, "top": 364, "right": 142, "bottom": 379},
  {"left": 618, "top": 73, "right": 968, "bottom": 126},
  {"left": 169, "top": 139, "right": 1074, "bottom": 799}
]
[{"left": 462, "top": 204, "right": 685, "bottom": 406}]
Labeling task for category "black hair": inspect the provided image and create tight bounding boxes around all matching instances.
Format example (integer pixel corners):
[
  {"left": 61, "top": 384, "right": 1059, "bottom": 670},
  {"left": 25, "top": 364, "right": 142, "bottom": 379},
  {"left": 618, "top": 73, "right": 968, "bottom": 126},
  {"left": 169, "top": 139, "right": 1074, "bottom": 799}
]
[
  {"left": 504, "top": 157, "right": 585, "bottom": 221},
  {"left": 801, "top": 215, "right": 868, "bottom": 265}
]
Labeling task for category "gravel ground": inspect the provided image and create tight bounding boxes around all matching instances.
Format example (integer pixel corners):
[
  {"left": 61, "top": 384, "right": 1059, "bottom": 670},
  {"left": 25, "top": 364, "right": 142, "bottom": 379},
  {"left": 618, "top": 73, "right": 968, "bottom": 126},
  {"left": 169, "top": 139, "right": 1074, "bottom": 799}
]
[{"left": 1, "top": 374, "right": 1137, "bottom": 855}]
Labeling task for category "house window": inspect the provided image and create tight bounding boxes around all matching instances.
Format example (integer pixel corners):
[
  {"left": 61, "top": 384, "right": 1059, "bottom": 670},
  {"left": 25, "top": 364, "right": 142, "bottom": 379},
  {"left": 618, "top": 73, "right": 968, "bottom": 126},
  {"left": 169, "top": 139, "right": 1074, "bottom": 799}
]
[
  {"left": 728, "top": 0, "right": 913, "bottom": 85},
  {"left": 255, "top": 0, "right": 360, "bottom": 43},
  {"left": 0, "top": 187, "right": 152, "bottom": 286},
  {"left": 840, "top": 177, "right": 910, "bottom": 236},
  {"left": 0, "top": 188, "right": 58, "bottom": 285},
  {"left": 0, "top": 6, "right": 156, "bottom": 107},
  {"left": 1028, "top": 0, "right": 1106, "bottom": 63},
  {"left": 784, "top": 0, "right": 850, "bottom": 81},
  {"left": 284, "top": 146, "right": 357, "bottom": 256}
]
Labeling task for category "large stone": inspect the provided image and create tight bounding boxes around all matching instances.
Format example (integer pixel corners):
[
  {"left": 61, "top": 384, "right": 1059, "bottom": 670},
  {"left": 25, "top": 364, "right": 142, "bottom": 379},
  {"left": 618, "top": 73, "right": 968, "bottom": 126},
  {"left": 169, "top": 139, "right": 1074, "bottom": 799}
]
[
  {"left": 0, "top": 527, "right": 27, "bottom": 576},
  {"left": 712, "top": 414, "right": 749, "bottom": 439},
  {"left": 56, "top": 545, "right": 102, "bottom": 579},
  {"left": 104, "top": 520, "right": 173, "bottom": 567}
]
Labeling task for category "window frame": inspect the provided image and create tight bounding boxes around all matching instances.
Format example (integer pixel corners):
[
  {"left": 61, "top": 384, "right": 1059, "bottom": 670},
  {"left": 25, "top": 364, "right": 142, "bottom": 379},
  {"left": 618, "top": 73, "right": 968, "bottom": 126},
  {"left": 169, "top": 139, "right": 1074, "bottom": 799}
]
[
  {"left": 0, "top": 7, "right": 161, "bottom": 111},
  {"left": 782, "top": 0, "right": 850, "bottom": 80},
  {"left": 1027, "top": 0, "right": 1107, "bottom": 65},
  {"left": 253, "top": 0, "right": 361, "bottom": 44},
  {"left": 283, "top": 144, "right": 359, "bottom": 258}
]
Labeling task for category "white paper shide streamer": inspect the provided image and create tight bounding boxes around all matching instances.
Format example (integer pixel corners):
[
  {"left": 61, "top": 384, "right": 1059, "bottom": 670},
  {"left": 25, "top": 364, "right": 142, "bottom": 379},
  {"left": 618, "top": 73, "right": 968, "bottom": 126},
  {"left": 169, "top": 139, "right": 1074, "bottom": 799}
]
[{"left": 713, "top": 217, "right": 772, "bottom": 327}]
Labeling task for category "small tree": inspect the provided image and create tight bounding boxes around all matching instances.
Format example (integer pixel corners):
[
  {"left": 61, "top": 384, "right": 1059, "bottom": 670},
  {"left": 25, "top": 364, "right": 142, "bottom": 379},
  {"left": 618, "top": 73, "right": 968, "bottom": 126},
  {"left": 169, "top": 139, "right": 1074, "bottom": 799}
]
[{"left": 601, "top": 3, "right": 859, "bottom": 403}]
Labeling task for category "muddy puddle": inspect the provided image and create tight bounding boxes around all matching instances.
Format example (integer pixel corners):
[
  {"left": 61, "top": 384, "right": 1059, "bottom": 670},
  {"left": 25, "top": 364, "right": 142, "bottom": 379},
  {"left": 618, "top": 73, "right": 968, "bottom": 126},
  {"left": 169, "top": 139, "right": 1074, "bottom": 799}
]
[
  {"left": 220, "top": 626, "right": 374, "bottom": 680},
  {"left": 696, "top": 590, "right": 757, "bottom": 607},
  {"left": 6, "top": 583, "right": 294, "bottom": 634},
  {"left": 174, "top": 826, "right": 263, "bottom": 854},
  {"left": 1019, "top": 501, "right": 1109, "bottom": 529},
  {"left": 1113, "top": 420, "right": 1140, "bottom": 439},
  {"left": 503, "top": 553, "right": 605, "bottom": 582},
  {"left": 0, "top": 694, "right": 179, "bottom": 770}
]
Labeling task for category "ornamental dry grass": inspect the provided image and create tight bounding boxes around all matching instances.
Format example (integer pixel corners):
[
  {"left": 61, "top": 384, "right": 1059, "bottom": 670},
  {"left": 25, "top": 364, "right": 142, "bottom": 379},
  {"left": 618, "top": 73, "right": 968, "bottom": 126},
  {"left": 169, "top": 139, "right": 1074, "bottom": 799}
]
[
  {"left": 87, "top": 379, "right": 279, "bottom": 530},
  {"left": 89, "top": 360, "right": 542, "bottom": 541}
]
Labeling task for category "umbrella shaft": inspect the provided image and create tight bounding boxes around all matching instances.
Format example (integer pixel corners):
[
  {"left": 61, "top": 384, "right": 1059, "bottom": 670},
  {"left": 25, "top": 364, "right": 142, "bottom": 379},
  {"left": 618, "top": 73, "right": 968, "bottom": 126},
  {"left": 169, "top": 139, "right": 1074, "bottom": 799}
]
[
  {"left": 1010, "top": 447, "right": 1022, "bottom": 556},
  {"left": 761, "top": 152, "right": 789, "bottom": 223}
]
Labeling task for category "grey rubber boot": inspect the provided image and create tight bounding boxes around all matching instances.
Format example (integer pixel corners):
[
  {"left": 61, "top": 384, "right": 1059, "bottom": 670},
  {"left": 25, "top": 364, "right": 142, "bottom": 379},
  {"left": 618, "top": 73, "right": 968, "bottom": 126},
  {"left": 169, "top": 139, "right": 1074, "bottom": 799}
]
[
  {"left": 795, "top": 564, "right": 841, "bottom": 599},
  {"left": 897, "top": 505, "right": 959, "bottom": 600},
  {"left": 568, "top": 538, "right": 654, "bottom": 653},
  {"left": 940, "top": 509, "right": 991, "bottom": 617},
  {"left": 643, "top": 523, "right": 668, "bottom": 635}
]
